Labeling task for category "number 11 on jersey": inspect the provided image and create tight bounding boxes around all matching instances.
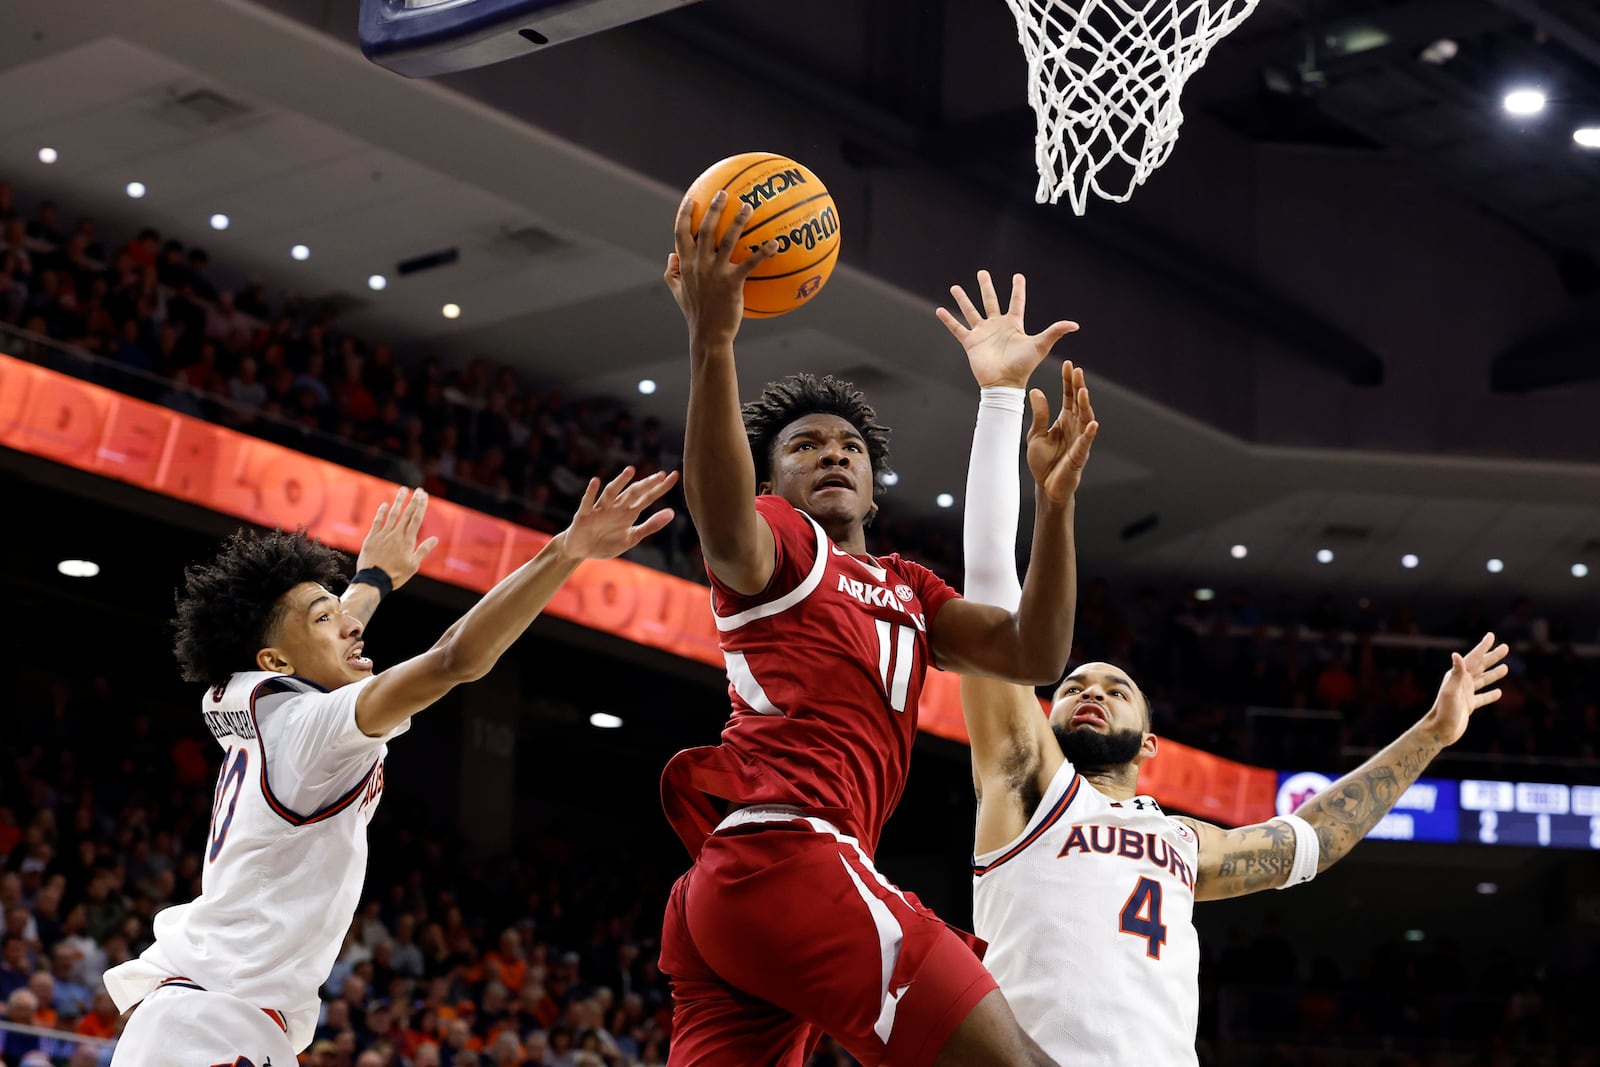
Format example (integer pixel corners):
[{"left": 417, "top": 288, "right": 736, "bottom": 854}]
[{"left": 874, "top": 621, "right": 918, "bottom": 713}]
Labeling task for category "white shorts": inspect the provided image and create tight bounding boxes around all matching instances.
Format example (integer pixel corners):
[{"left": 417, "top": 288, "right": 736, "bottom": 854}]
[{"left": 110, "top": 983, "right": 297, "bottom": 1067}]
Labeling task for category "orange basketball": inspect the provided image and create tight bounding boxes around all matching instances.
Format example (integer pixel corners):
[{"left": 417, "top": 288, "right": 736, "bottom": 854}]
[{"left": 685, "top": 152, "right": 840, "bottom": 319}]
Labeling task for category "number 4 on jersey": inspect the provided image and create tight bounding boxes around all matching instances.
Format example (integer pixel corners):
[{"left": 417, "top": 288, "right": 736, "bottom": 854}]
[{"left": 1119, "top": 876, "right": 1168, "bottom": 959}]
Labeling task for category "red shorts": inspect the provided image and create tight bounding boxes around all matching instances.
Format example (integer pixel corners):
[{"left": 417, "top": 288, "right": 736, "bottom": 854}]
[{"left": 658, "top": 811, "right": 996, "bottom": 1067}]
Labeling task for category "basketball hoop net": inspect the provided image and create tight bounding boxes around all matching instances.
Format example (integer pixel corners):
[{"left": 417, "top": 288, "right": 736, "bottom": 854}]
[{"left": 1006, "top": 0, "right": 1261, "bottom": 214}]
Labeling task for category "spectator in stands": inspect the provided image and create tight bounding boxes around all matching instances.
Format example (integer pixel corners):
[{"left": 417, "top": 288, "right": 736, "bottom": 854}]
[
  {"left": 225, "top": 354, "right": 267, "bottom": 415},
  {"left": 0, "top": 987, "right": 43, "bottom": 1058},
  {"left": 0, "top": 940, "right": 29, "bottom": 1004},
  {"left": 27, "top": 200, "right": 64, "bottom": 246},
  {"left": 73, "top": 991, "right": 119, "bottom": 1040},
  {"left": 49, "top": 944, "right": 92, "bottom": 1020},
  {"left": 25, "top": 972, "right": 57, "bottom": 1031}
]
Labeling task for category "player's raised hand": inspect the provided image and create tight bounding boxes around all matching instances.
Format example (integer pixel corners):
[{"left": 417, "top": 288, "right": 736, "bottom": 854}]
[
  {"left": 665, "top": 192, "right": 778, "bottom": 346},
  {"left": 564, "top": 467, "right": 681, "bottom": 561},
  {"left": 1025, "top": 360, "right": 1098, "bottom": 504},
  {"left": 1427, "top": 632, "right": 1510, "bottom": 746},
  {"left": 357, "top": 487, "right": 440, "bottom": 590},
  {"left": 936, "top": 270, "right": 1079, "bottom": 390}
]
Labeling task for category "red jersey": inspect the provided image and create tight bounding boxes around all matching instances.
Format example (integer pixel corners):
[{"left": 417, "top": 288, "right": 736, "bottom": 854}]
[{"left": 662, "top": 496, "right": 959, "bottom": 859}]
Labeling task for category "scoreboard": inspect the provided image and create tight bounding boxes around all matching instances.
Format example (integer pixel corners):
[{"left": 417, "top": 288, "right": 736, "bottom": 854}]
[
  {"left": 1275, "top": 772, "right": 1600, "bottom": 850},
  {"left": 1458, "top": 779, "right": 1600, "bottom": 850}
]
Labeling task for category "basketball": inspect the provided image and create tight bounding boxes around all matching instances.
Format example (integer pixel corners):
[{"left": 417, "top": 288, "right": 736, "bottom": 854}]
[{"left": 685, "top": 152, "right": 841, "bottom": 319}]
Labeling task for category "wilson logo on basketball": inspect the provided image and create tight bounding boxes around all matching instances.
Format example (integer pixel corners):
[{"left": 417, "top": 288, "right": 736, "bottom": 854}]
[
  {"left": 737, "top": 168, "right": 808, "bottom": 212},
  {"left": 748, "top": 205, "right": 839, "bottom": 256},
  {"left": 796, "top": 276, "right": 824, "bottom": 299}
]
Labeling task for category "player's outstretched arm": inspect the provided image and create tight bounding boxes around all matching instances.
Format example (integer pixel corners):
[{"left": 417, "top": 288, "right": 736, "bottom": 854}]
[
  {"left": 664, "top": 192, "right": 779, "bottom": 596},
  {"left": 1182, "top": 633, "right": 1509, "bottom": 901},
  {"left": 940, "top": 271, "right": 1074, "bottom": 799},
  {"left": 340, "top": 486, "right": 441, "bottom": 626},
  {"left": 353, "top": 468, "right": 678, "bottom": 737},
  {"left": 932, "top": 358, "right": 1096, "bottom": 684}
]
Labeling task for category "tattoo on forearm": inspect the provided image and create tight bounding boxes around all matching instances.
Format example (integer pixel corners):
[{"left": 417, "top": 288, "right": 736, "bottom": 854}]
[
  {"left": 1213, "top": 820, "right": 1296, "bottom": 894},
  {"left": 1297, "top": 729, "right": 1442, "bottom": 872}
]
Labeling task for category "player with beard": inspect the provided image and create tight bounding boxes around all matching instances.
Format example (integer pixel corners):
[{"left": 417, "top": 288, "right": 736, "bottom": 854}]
[{"left": 942, "top": 270, "right": 1511, "bottom": 1066}]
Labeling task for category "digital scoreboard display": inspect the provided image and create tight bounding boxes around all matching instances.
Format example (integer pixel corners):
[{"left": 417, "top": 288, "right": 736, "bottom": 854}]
[{"left": 1274, "top": 773, "right": 1599, "bottom": 850}]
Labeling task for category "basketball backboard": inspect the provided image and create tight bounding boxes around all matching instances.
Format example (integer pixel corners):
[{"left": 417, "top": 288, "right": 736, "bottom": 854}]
[{"left": 359, "top": 0, "right": 702, "bottom": 77}]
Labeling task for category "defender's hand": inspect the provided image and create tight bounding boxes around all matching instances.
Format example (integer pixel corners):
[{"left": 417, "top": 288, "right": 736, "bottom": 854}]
[
  {"left": 562, "top": 467, "right": 681, "bottom": 561},
  {"left": 936, "top": 270, "right": 1078, "bottom": 390},
  {"left": 356, "top": 487, "right": 440, "bottom": 591},
  {"left": 1425, "top": 632, "right": 1509, "bottom": 746},
  {"left": 1025, "top": 361, "right": 1098, "bottom": 504}
]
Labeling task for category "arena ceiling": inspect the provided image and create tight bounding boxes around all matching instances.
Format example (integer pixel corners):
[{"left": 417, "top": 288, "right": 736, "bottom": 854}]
[{"left": 4, "top": 0, "right": 1600, "bottom": 606}]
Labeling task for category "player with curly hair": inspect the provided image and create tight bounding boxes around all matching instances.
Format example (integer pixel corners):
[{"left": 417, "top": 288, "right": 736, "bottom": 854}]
[
  {"left": 105, "top": 473, "right": 678, "bottom": 1066},
  {"left": 656, "top": 195, "right": 1095, "bottom": 1067}
]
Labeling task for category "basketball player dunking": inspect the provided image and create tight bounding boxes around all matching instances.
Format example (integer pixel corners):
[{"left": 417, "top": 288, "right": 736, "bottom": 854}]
[
  {"left": 104, "top": 472, "right": 677, "bottom": 1066},
  {"left": 656, "top": 193, "right": 1094, "bottom": 1066},
  {"left": 945, "top": 271, "right": 1511, "bottom": 1065}
]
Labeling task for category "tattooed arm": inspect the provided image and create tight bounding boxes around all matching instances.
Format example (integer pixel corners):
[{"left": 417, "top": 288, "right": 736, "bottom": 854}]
[{"left": 1178, "top": 632, "right": 1508, "bottom": 902}]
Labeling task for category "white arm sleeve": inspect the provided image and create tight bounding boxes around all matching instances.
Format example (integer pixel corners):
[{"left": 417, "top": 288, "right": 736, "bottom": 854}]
[{"left": 963, "top": 386, "right": 1027, "bottom": 610}]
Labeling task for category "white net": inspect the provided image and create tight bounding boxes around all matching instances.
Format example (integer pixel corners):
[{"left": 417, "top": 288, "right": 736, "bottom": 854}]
[{"left": 1006, "top": 0, "right": 1262, "bottom": 213}]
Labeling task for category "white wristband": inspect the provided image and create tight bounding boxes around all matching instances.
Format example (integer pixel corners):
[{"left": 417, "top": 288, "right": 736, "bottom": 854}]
[
  {"left": 1274, "top": 813, "right": 1320, "bottom": 889},
  {"left": 962, "top": 386, "right": 1026, "bottom": 611}
]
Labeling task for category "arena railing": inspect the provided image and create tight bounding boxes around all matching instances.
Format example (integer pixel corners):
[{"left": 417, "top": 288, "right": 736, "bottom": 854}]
[{"left": 0, "top": 1018, "right": 114, "bottom": 1065}]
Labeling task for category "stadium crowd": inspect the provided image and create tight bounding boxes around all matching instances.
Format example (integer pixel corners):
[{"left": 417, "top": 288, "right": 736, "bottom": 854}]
[{"left": 0, "top": 662, "right": 1594, "bottom": 1067}]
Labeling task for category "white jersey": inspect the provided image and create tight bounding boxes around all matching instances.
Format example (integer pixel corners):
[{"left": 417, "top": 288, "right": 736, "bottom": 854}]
[
  {"left": 104, "top": 671, "right": 407, "bottom": 1053},
  {"left": 973, "top": 759, "right": 1201, "bottom": 1066}
]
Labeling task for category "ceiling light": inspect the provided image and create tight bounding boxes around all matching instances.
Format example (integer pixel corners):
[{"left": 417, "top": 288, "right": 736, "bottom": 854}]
[
  {"left": 1418, "top": 38, "right": 1458, "bottom": 65},
  {"left": 442, "top": 303, "right": 461, "bottom": 319},
  {"left": 935, "top": 493, "right": 955, "bottom": 509},
  {"left": 37, "top": 147, "right": 58, "bottom": 164},
  {"left": 1503, "top": 89, "right": 1546, "bottom": 116},
  {"left": 291, "top": 244, "right": 311, "bottom": 261},
  {"left": 1476, "top": 882, "right": 1498, "bottom": 895},
  {"left": 209, "top": 213, "right": 230, "bottom": 231},
  {"left": 637, "top": 379, "right": 657, "bottom": 395},
  {"left": 57, "top": 559, "right": 100, "bottom": 578},
  {"left": 589, "top": 712, "right": 623, "bottom": 729},
  {"left": 125, "top": 181, "right": 147, "bottom": 199},
  {"left": 1193, "top": 588, "right": 1215, "bottom": 602},
  {"left": 880, "top": 471, "right": 900, "bottom": 487},
  {"left": 367, "top": 274, "right": 388, "bottom": 291},
  {"left": 1574, "top": 563, "right": 1590, "bottom": 578},
  {"left": 1229, "top": 544, "right": 1248, "bottom": 560},
  {"left": 1401, "top": 553, "right": 1420, "bottom": 569},
  {"left": 1330, "top": 25, "right": 1390, "bottom": 56},
  {"left": 1486, "top": 558, "right": 1504, "bottom": 574},
  {"left": 1315, "top": 548, "right": 1334, "bottom": 564},
  {"left": 1575, "top": 128, "right": 1600, "bottom": 148}
]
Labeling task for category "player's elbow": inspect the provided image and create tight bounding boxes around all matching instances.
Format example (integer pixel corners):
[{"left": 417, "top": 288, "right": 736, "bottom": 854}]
[
  {"left": 1014, "top": 643, "right": 1068, "bottom": 686},
  {"left": 436, "top": 638, "right": 492, "bottom": 684}
]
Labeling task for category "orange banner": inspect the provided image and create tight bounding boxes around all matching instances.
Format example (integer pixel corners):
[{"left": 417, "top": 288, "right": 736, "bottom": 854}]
[{"left": 0, "top": 353, "right": 1275, "bottom": 824}]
